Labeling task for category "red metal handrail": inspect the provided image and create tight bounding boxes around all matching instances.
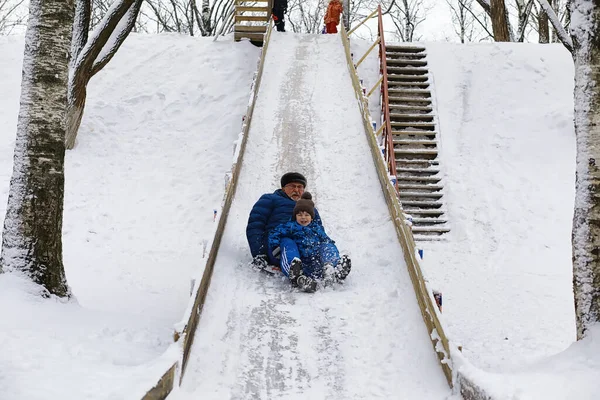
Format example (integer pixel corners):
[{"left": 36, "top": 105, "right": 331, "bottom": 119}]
[{"left": 377, "top": 5, "right": 397, "bottom": 190}]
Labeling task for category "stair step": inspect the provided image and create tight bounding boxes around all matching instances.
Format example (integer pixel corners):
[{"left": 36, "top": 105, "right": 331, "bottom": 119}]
[
  {"left": 390, "top": 113, "right": 434, "bottom": 121},
  {"left": 398, "top": 184, "right": 444, "bottom": 191},
  {"left": 411, "top": 218, "right": 448, "bottom": 225},
  {"left": 389, "top": 96, "right": 431, "bottom": 104},
  {"left": 386, "top": 59, "right": 428, "bottom": 67},
  {"left": 388, "top": 80, "right": 429, "bottom": 86},
  {"left": 236, "top": 6, "right": 270, "bottom": 12},
  {"left": 386, "top": 51, "right": 427, "bottom": 60},
  {"left": 235, "top": 15, "right": 270, "bottom": 21},
  {"left": 394, "top": 139, "right": 437, "bottom": 146},
  {"left": 399, "top": 191, "right": 443, "bottom": 199},
  {"left": 397, "top": 167, "right": 440, "bottom": 174},
  {"left": 392, "top": 129, "right": 437, "bottom": 135},
  {"left": 396, "top": 156, "right": 438, "bottom": 163},
  {"left": 404, "top": 208, "right": 445, "bottom": 215},
  {"left": 387, "top": 74, "right": 428, "bottom": 82},
  {"left": 388, "top": 88, "right": 431, "bottom": 97},
  {"left": 234, "top": 24, "right": 268, "bottom": 32},
  {"left": 389, "top": 105, "right": 433, "bottom": 113},
  {"left": 397, "top": 161, "right": 440, "bottom": 170},
  {"left": 401, "top": 200, "right": 443, "bottom": 208},
  {"left": 411, "top": 225, "right": 451, "bottom": 233},
  {"left": 399, "top": 176, "right": 441, "bottom": 184},
  {"left": 387, "top": 67, "right": 429, "bottom": 75},
  {"left": 386, "top": 45, "right": 426, "bottom": 53},
  {"left": 234, "top": 32, "right": 266, "bottom": 41},
  {"left": 391, "top": 122, "right": 436, "bottom": 131},
  {"left": 395, "top": 148, "right": 438, "bottom": 155}
]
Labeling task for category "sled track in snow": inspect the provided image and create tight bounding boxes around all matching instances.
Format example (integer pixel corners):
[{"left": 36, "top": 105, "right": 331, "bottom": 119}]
[{"left": 141, "top": 24, "right": 496, "bottom": 400}]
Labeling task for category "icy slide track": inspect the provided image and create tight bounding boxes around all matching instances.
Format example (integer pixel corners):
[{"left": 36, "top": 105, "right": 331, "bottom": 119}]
[{"left": 170, "top": 33, "right": 450, "bottom": 399}]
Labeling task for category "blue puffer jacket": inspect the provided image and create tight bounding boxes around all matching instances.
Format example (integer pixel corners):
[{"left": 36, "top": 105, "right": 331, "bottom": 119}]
[
  {"left": 268, "top": 221, "right": 334, "bottom": 261},
  {"left": 246, "top": 189, "right": 322, "bottom": 257}
]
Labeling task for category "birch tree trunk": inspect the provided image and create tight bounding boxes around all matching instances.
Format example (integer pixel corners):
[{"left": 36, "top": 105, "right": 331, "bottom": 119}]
[
  {"left": 539, "top": 7, "right": 550, "bottom": 43},
  {"left": 571, "top": 0, "right": 600, "bottom": 339},
  {"left": 0, "top": 0, "right": 74, "bottom": 297},
  {"left": 490, "top": 0, "right": 510, "bottom": 41}
]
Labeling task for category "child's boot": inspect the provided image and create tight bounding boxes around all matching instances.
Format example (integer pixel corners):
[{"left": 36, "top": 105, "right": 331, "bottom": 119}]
[
  {"left": 296, "top": 275, "right": 317, "bottom": 293},
  {"left": 335, "top": 255, "right": 351, "bottom": 281},
  {"left": 288, "top": 258, "right": 303, "bottom": 285}
]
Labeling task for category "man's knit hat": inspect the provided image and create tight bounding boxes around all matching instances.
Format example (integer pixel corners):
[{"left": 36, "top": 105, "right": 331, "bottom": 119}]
[
  {"left": 293, "top": 192, "right": 315, "bottom": 219},
  {"left": 281, "top": 172, "right": 307, "bottom": 188}
]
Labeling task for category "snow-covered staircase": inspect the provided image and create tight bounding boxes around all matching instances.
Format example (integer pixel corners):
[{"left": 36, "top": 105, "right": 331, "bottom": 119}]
[
  {"left": 385, "top": 45, "right": 449, "bottom": 240},
  {"left": 234, "top": 0, "right": 271, "bottom": 44}
]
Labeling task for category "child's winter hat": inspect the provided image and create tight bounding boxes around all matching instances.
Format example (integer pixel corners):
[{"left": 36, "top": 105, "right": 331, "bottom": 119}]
[{"left": 293, "top": 192, "right": 315, "bottom": 219}]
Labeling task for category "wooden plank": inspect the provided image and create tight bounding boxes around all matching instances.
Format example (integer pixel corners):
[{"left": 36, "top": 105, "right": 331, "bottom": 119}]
[
  {"left": 388, "top": 88, "right": 431, "bottom": 95},
  {"left": 389, "top": 96, "right": 431, "bottom": 103},
  {"left": 397, "top": 167, "right": 441, "bottom": 174},
  {"left": 412, "top": 226, "right": 451, "bottom": 233},
  {"left": 404, "top": 208, "right": 445, "bottom": 215},
  {"left": 387, "top": 52, "right": 428, "bottom": 59},
  {"left": 236, "top": 6, "right": 270, "bottom": 12},
  {"left": 234, "top": 32, "right": 266, "bottom": 41},
  {"left": 235, "top": 24, "right": 268, "bottom": 32},
  {"left": 386, "top": 59, "right": 428, "bottom": 67},
  {"left": 399, "top": 176, "right": 441, "bottom": 183},
  {"left": 140, "top": 362, "right": 177, "bottom": 400},
  {"left": 387, "top": 66, "right": 429, "bottom": 75},
  {"left": 235, "top": 15, "right": 270, "bottom": 22},
  {"left": 386, "top": 45, "right": 426, "bottom": 52},
  {"left": 390, "top": 113, "right": 434, "bottom": 121},
  {"left": 398, "top": 184, "right": 444, "bottom": 190},
  {"left": 387, "top": 74, "right": 428, "bottom": 82}
]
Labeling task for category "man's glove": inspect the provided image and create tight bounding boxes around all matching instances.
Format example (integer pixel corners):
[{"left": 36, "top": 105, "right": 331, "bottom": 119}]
[{"left": 251, "top": 254, "right": 269, "bottom": 269}]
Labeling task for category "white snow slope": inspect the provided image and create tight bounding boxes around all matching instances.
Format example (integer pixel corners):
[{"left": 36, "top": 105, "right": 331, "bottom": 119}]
[
  {"left": 0, "top": 34, "right": 261, "bottom": 399},
  {"left": 169, "top": 33, "right": 451, "bottom": 399}
]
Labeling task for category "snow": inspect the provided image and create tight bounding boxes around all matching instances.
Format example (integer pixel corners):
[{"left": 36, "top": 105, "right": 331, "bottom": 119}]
[
  {"left": 0, "top": 30, "right": 597, "bottom": 399},
  {"left": 0, "top": 33, "right": 260, "bottom": 399}
]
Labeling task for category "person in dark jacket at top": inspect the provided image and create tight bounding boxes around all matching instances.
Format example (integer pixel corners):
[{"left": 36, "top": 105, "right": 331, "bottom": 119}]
[
  {"left": 272, "top": 0, "right": 287, "bottom": 32},
  {"left": 246, "top": 172, "right": 321, "bottom": 268},
  {"left": 268, "top": 192, "right": 351, "bottom": 292}
]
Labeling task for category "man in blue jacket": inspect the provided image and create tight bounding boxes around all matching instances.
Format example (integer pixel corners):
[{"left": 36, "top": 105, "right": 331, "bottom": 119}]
[{"left": 246, "top": 172, "right": 322, "bottom": 268}]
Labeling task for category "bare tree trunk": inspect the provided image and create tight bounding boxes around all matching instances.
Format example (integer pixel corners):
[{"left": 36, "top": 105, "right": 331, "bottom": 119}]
[
  {"left": 571, "top": 0, "right": 600, "bottom": 339},
  {"left": 516, "top": 0, "right": 534, "bottom": 42},
  {"left": 490, "top": 0, "right": 510, "bottom": 41},
  {"left": 550, "top": 0, "right": 559, "bottom": 42},
  {"left": 65, "top": 0, "right": 142, "bottom": 149},
  {"left": 539, "top": 6, "right": 549, "bottom": 43},
  {"left": 0, "top": 0, "right": 74, "bottom": 297}
]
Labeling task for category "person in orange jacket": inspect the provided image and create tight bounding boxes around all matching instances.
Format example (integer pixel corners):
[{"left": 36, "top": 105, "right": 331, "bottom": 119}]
[{"left": 324, "top": 0, "right": 343, "bottom": 34}]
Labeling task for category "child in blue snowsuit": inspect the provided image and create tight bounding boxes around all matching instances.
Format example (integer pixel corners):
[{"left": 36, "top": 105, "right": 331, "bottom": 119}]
[{"left": 268, "top": 192, "right": 351, "bottom": 292}]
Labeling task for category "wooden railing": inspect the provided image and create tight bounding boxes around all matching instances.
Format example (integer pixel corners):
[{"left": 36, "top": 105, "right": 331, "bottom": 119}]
[
  {"left": 376, "top": 5, "right": 398, "bottom": 189},
  {"left": 341, "top": 12, "right": 453, "bottom": 386}
]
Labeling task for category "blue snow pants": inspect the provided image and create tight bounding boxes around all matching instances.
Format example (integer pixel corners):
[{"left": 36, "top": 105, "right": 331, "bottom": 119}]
[{"left": 273, "top": 238, "right": 340, "bottom": 279}]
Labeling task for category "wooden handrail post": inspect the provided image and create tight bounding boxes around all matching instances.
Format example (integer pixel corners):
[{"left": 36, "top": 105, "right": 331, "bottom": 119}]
[
  {"left": 355, "top": 37, "right": 380, "bottom": 69},
  {"left": 367, "top": 76, "right": 383, "bottom": 98},
  {"left": 347, "top": 9, "right": 378, "bottom": 36}
]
